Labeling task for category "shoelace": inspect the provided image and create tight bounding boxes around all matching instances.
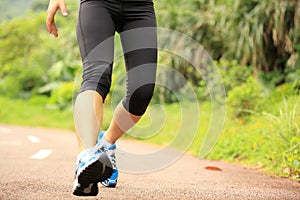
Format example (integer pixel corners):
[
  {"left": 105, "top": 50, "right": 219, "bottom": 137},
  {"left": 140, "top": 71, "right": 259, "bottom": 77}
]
[{"left": 96, "top": 143, "right": 117, "bottom": 169}]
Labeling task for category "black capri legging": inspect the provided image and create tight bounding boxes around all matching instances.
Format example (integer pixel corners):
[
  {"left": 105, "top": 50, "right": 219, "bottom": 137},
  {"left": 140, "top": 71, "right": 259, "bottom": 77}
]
[{"left": 76, "top": 0, "right": 157, "bottom": 116}]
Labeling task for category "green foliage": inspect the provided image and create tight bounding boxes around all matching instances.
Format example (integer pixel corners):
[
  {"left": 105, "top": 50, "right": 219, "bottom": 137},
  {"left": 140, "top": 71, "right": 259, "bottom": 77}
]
[
  {"left": 1, "top": 0, "right": 299, "bottom": 105},
  {"left": 0, "top": 13, "right": 47, "bottom": 98},
  {"left": 0, "top": 3, "right": 80, "bottom": 105},
  {"left": 224, "top": 0, "right": 300, "bottom": 72},
  {"left": 216, "top": 59, "right": 253, "bottom": 91},
  {"left": 0, "top": 95, "right": 74, "bottom": 129},
  {"left": 48, "top": 81, "right": 75, "bottom": 109},
  {"left": 0, "top": 95, "right": 114, "bottom": 131},
  {"left": 263, "top": 98, "right": 300, "bottom": 180},
  {"left": 258, "top": 70, "right": 285, "bottom": 91},
  {"left": 154, "top": 0, "right": 300, "bottom": 102},
  {"left": 227, "top": 77, "right": 263, "bottom": 118},
  {"left": 209, "top": 96, "right": 300, "bottom": 181},
  {"left": 0, "top": 76, "right": 21, "bottom": 98},
  {"left": 28, "top": 95, "right": 49, "bottom": 105},
  {"left": 157, "top": 0, "right": 300, "bottom": 74},
  {"left": 260, "top": 83, "right": 299, "bottom": 114}
]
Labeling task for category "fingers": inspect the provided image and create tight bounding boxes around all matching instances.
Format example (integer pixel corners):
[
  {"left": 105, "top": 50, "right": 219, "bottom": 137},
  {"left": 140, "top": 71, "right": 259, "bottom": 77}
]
[
  {"left": 47, "top": 20, "right": 58, "bottom": 37},
  {"left": 46, "top": 9, "right": 58, "bottom": 37},
  {"left": 46, "top": 0, "right": 68, "bottom": 37},
  {"left": 46, "top": 1, "right": 58, "bottom": 37},
  {"left": 59, "top": 1, "right": 68, "bottom": 17}
]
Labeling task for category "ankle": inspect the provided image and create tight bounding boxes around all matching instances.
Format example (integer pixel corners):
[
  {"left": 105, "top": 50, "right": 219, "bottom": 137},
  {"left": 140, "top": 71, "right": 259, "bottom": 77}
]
[{"left": 103, "top": 133, "right": 114, "bottom": 145}]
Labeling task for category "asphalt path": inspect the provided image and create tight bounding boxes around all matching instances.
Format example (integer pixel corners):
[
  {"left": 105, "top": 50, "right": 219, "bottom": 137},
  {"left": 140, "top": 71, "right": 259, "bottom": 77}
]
[{"left": 0, "top": 125, "right": 299, "bottom": 200}]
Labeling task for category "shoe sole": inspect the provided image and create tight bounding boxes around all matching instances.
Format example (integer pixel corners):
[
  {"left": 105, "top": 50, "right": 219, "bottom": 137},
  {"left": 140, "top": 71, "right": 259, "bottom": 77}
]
[
  {"left": 101, "top": 181, "right": 117, "bottom": 188},
  {"left": 73, "top": 154, "right": 113, "bottom": 196},
  {"left": 73, "top": 183, "right": 98, "bottom": 196}
]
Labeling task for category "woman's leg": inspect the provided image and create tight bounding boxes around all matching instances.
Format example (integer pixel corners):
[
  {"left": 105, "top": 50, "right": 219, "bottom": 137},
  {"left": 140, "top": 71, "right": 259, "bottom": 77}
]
[
  {"left": 105, "top": 1, "right": 157, "bottom": 144},
  {"left": 74, "top": 91, "right": 103, "bottom": 152},
  {"left": 75, "top": 0, "right": 116, "bottom": 151},
  {"left": 105, "top": 103, "right": 142, "bottom": 144},
  {"left": 73, "top": 0, "right": 120, "bottom": 196}
]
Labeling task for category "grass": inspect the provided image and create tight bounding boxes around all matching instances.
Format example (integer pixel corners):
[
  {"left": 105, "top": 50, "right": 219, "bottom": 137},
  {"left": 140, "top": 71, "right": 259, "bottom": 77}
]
[
  {"left": 208, "top": 96, "right": 300, "bottom": 181},
  {"left": 0, "top": 96, "right": 74, "bottom": 130},
  {"left": 0, "top": 95, "right": 299, "bottom": 181},
  {"left": 0, "top": 95, "right": 113, "bottom": 130}
]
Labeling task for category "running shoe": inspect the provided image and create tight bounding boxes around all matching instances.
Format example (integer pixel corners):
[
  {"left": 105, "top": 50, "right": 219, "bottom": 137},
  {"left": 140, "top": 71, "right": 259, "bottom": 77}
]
[
  {"left": 97, "top": 131, "right": 119, "bottom": 188},
  {"left": 73, "top": 146, "right": 113, "bottom": 196}
]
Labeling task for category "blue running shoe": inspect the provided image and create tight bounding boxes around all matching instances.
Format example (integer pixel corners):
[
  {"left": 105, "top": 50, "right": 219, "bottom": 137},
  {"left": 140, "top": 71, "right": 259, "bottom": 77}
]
[
  {"left": 73, "top": 147, "right": 113, "bottom": 196},
  {"left": 101, "top": 169, "right": 118, "bottom": 187},
  {"left": 97, "top": 131, "right": 119, "bottom": 188}
]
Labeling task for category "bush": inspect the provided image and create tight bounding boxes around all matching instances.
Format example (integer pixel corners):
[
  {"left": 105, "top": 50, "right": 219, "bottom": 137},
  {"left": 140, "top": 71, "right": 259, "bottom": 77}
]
[
  {"left": 260, "top": 83, "right": 299, "bottom": 114},
  {"left": 216, "top": 59, "right": 253, "bottom": 92},
  {"left": 0, "top": 76, "right": 21, "bottom": 98},
  {"left": 263, "top": 98, "right": 300, "bottom": 180},
  {"left": 48, "top": 81, "right": 75, "bottom": 109},
  {"left": 209, "top": 96, "right": 300, "bottom": 181},
  {"left": 28, "top": 95, "right": 49, "bottom": 105},
  {"left": 227, "top": 76, "right": 263, "bottom": 118}
]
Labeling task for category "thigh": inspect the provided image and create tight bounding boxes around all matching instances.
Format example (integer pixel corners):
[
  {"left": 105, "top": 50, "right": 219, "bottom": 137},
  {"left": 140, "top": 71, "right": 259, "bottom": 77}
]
[
  {"left": 76, "top": 1, "right": 117, "bottom": 99},
  {"left": 120, "top": 1, "right": 157, "bottom": 66},
  {"left": 76, "top": 0, "right": 116, "bottom": 61},
  {"left": 119, "top": 1, "right": 157, "bottom": 90}
]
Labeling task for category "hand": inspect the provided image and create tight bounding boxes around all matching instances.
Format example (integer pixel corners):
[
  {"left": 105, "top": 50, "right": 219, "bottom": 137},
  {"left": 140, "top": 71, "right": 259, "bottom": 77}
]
[{"left": 46, "top": 0, "right": 68, "bottom": 37}]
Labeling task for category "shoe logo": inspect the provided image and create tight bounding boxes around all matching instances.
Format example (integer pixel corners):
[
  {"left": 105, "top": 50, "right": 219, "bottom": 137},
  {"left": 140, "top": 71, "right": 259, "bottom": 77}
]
[
  {"left": 99, "top": 146, "right": 106, "bottom": 152},
  {"left": 83, "top": 183, "right": 93, "bottom": 194}
]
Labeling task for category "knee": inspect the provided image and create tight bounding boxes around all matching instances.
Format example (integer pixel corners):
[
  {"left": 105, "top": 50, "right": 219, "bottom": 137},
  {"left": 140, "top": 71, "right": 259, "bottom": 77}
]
[
  {"left": 133, "top": 84, "right": 154, "bottom": 102},
  {"left": 123, "top": 84, "right": 155, "bottom": 116},
  {"left": 79, "top": 61, "right": 112, "bottom": 101}
]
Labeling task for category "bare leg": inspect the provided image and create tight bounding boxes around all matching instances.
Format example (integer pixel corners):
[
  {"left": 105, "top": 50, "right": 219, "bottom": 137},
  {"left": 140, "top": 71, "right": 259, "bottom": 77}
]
[
  {"left": 73, "top": 90, "right": 103, "bottom": 152},
  {"left": 74, "top": 90, "right": 141, "bottom": 148},
  {"left": 105, "top": 102, "right": 141, "bottom": 144}
]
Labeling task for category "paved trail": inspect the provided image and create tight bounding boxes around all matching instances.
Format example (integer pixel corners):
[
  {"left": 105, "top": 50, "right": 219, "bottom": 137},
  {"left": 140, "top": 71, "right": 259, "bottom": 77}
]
[{"left": 0, "top": 125, "right": 299, "bottom": 200}]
